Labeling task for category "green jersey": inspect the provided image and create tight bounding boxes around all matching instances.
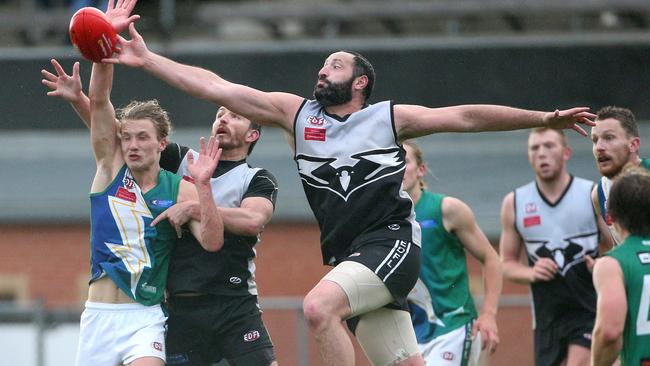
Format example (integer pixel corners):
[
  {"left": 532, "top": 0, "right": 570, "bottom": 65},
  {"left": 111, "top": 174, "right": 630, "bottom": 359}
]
[
  {"left": 407, "top": 190, "right": 477, "bottom": 342},
  {"left": 605, "top": 235, "right": 650, "bottom": 365}
]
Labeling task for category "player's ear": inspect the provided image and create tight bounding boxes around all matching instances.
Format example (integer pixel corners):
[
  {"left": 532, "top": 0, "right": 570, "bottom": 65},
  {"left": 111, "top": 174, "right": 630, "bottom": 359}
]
[
  {"left": 629, "top": 136, "right": 641, "bottom": 154},
  {"left": 354, "top": 75, "right": 368, "bottom": 91},
  {"left": 563, "top": 146, "right": 572, "bottom": 161},
  {"left": 246, "top": 129, "right": 260, "bottom": 143},
  {"left": 159, "top": 137, "right": 168, "bottom": 152}
]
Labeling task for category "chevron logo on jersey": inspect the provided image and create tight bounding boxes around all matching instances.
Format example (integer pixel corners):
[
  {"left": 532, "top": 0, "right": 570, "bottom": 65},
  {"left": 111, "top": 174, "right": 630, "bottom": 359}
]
[
  {"left": 296, "top": 148, "right": 404, "bottom": 201},
  {"left": 526, "top": 232, "right": 599, "bottom": 276}
]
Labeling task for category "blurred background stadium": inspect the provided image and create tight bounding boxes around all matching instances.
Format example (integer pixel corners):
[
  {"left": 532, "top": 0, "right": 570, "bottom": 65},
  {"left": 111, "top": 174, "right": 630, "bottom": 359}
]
[{"left": 0, "top": 0, "right": 649, "bottom": 364}]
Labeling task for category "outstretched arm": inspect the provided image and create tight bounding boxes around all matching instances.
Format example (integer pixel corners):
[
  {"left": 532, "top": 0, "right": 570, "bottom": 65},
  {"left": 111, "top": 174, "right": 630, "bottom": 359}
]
[
  {"left": 154, "top": 197, "right": 274, "bottom": 237},
  {"left": 591, "top": 257, "right": 626, "bottom": 366},
  {"left": 88, "top": 62, "right": 123, "bottom": 193},
  {"left": 41, "top": 0, "right": 139, "bottom": 128},
  {"left": 105, "top": 23, "right": 303, "bottom": 133},
  {"left": 395, "top": 104, "right": 596, "bottom": 140},
  {"left": 499, "top": 192, "right": 558, "bottom": 284},
  {"left": 178, "top": 136, "right": 224, "bottom": 252},
  {"left": 442, "top": 197, "right": 502, "bottom": 354}
]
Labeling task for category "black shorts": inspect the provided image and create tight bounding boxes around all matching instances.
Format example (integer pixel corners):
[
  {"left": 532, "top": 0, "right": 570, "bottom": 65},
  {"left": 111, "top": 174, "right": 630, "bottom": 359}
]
[
  {"left": 166, "top": 294, "right": 276, "bottom": 366},
  {"left": 534, "top": 314, "right": 594, "bottom": 366},
  {"left": 343, "top": 238, "right": 421, "bottom": 333}
]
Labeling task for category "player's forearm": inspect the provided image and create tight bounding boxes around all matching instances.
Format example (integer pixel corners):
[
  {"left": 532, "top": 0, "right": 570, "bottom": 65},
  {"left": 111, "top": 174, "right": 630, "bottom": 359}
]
[
  {"left": 179, "top": 202, "right": 265, "bottom": 236},
  {"left": 88, "top": 63, "right": 113, "bottom": 103},
  {"left": 481, "top": 256, "right": 503, "bottom": 315},
  {"left": 457, "top": 105, "right": 545, "bottom": 132},
  {"left": 196, "top": 182, "right": 224, "bottom": 252},
  {"left": 88, "top": 63, "right": 118, "bottom": 158},
  {"left": 71, "top": 93, "right": 92, "bottom": 128},
  {"left": 219, "top": 207, "right": 267, "bottom": 237},
  {"left": 502, "top": 261, "right": 535, "bottom": 284},
  {"left": 591, "top": 331, "right": 621, "bottom": 366},
  {"left": 142, "top": 51, "right": 227, "bottom": 104}
]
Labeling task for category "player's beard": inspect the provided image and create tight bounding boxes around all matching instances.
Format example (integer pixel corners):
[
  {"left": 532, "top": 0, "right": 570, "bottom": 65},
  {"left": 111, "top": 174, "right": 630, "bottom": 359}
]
[{"left": 314, "top": 76, "right": 354, "bottom": 107}]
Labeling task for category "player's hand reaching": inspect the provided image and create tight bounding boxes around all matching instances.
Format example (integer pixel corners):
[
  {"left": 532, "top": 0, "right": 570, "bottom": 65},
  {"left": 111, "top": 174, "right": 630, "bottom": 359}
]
[
  {"left": 544, "top": 107, "right": 597, "bottom": 137},
  {"left": 150, "top": 200, "right": 198, "bottom": 238},
  {"left": 187, "top": 136, "right": 222, "bottom": 186},
  {"left": 472, "top": 312, "right": 499, "bottom": 354},
  {"left": 531, "top": 257, "right": 558, "bottom": 282},
  {"left": 105, "top": 0, "right": 140, "bottom": 34},
  {"left": 103, "top": 22, "right": 148, "bottom": 67},
  {"left": 41, "top": 59, "right": 83, "bottom": 103}
]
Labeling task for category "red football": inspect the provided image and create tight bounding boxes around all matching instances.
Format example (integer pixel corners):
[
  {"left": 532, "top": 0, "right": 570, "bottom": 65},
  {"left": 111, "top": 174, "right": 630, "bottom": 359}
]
[{"left": 69, "top": 7, "right": 117, "bottom": 63}]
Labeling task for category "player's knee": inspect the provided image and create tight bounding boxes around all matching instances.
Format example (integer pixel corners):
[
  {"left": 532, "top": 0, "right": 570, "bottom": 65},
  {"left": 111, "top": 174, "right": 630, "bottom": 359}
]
[{"left": 303, "top": 294, "right": 331, "bottom": 330}]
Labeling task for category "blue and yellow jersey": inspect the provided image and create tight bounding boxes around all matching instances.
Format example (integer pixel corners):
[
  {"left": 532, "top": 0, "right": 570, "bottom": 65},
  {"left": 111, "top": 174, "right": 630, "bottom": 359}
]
[{"left": 89, "top": 164, "right": 181, "bottom": 306}]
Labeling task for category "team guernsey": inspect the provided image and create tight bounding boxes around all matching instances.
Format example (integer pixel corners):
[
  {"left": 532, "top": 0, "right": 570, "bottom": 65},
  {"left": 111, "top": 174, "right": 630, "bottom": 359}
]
[
  {"left": 89, "top": 164, "right": 181, "bottom": 306},
  {"left": 597, "top": 158, "right": 650, "bottom": 244},
  {"left": 293, "top": 99, "right": 420, "bottom": 265},
  {"left": 514, "top": 176, "right": 599, "bottom": 329},
  {"left": 407, "top": 191, "right": 477, "bottom": 343},
  {"left": 160, "top": 144, "right": 278, "bottom": 297},
  {"left": 605, "top": 235, "right": 650, "bottom": 365}
]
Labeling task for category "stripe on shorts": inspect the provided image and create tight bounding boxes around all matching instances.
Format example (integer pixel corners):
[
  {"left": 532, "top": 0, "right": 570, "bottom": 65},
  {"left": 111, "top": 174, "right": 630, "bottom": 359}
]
[{"left": 374, "top": 239, "right": 412, "bottom": 282}]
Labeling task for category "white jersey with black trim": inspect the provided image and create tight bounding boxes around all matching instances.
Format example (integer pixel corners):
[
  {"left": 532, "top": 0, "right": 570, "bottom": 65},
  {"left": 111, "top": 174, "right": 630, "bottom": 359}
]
[
  {"left": 514, "top": 176, "right": 598, "bottom": 327},
  {"left": 293, "top": 99, "right": 421, "bottom": 265},
  {"left": 167, "top": 150, "right": 277, "bottom": 297}
]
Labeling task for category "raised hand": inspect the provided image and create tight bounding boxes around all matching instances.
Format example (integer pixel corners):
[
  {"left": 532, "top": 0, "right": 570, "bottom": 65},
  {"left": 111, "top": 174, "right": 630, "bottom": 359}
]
[
  {"left": 544, "top": 107, "right": 597, "bottom": 136},
  {"left": 105, "top": 0, "right": 140, "bottom": 34},
  {"left": 103, "top": 22, "right": 148, "bottom": 66},
  {"left": 41, "top": 59, "right": 83, "bottom": 103},
  {"left": 187, "top": 136, "right": 222, "bottom": 185}
]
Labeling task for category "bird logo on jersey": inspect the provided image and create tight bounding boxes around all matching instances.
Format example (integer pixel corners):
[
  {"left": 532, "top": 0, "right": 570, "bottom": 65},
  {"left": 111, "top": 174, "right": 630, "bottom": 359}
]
[
  {"left": 526, "top": 232, "right": 599, "bottom": 275},
  {"left": 296, "top": 148, "right": 404, "bottom": 201}
]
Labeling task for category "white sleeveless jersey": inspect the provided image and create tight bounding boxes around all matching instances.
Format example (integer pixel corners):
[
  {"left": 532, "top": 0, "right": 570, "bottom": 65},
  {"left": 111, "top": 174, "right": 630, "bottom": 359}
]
[
  {"left": 514, "top": 176, "right": 599, "bottom": 327},
  {"left": 178, "top": 150, "right": 263, "bottom": 209},
  {"left": 515, "top": 176, "right": 599, "bottom": 274},
  {"left": 294, "top": 99, "right": 420, "bottom": 265}
]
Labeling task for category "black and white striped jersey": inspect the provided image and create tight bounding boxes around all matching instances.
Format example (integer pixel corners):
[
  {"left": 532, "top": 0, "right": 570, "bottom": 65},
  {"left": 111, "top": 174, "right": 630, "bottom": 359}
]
[{"left": 293, "top": 99, "right": 421, "bottom": 265}]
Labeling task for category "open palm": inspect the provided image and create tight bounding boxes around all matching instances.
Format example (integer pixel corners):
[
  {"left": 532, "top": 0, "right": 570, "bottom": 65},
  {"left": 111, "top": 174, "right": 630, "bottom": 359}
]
[
  {"left": 105, "top": 0, "right": 140, "bottom": 34},
  {"left": 41, "top": 59, "right": 82, "bottom": 103},
  {"left": 187, "top": 136, "right": 222, "bottom": 185}
]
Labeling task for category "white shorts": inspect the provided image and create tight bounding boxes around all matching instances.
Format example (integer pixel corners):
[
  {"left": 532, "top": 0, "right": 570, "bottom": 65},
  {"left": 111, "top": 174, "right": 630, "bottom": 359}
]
[
  {"left": 75, "top": 301, "right": 167, "bottom": 366},
  {"left": 419, "top": 323, "right": 482, "bottom": 366}
]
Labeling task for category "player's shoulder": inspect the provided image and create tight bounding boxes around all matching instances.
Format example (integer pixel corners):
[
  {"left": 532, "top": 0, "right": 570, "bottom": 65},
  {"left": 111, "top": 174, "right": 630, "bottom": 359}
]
[{"left": 571, "top": 175, "right": 596, "bottom": 188}]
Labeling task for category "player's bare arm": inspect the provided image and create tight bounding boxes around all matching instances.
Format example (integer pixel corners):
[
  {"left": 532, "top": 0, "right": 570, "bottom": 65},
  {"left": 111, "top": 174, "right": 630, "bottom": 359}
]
[
  {"left": 499, "top": 192, "right": 558, "bottom": 283},
  {"left": 394, "top": 104, "right": 596, "bottom": 140},
  {"left": 591, "top": 257, "right": 626, "bottom": 366},
  {"left": 219, "top": 197, "right": 274, "bottom": 236},
  {"left": 177, "top": 136, "right": 224, "bottom": 252},
  {"left": 88, "top": 62, "right": 123, "bottom": 193},
  {"left": 152, "top": 196, "right": 273, "bottom": 237},
  {"left": 443, "top": 197, "right": 502, "bottom": 353},
  {"left": 105, "top": 23, "right": 303, "bottom": 133}
]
